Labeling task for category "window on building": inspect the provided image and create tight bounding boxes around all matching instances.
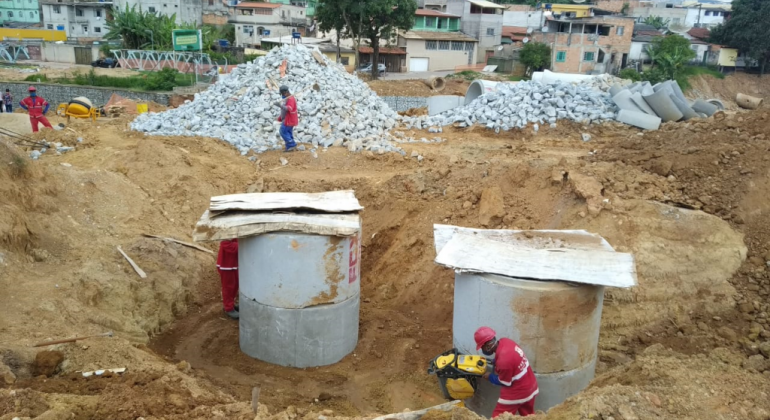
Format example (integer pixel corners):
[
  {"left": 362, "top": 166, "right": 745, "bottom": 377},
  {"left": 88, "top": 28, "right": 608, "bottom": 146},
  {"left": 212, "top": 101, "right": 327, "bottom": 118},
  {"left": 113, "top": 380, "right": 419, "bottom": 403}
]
[
  {"left": 451, "top": 41, "right": 463, "bottom": 51},
  {"left": 255, "top": 7, "right": 272, "bottom": 15},
  {"left": 556, "top": 51, "right": 566, "bottom": 62},
  {"left": 47, "top": 24, "right": 53, "bottom": 29},
  {"left": 340, "top": 56, "right": 349, "bottom": 65},
  {"left": 53, "top": 5, "right": 61, "bottom": 13},
  {"left": 705, "top": 10, "right": 712, "bottom": 16},
  {"left": 425, "top": 17, "right": 436, "bottom": 27},
  {"left": 425, "top": 40, "right": 437, "bottom": 50},
  {"left": 257, "top": 27, "right": 265, "bottom": 35},
  {"left": 95, "top": 27, "right": 101, "bottom": 33},
  {"left": 95, "top": 9, "right": 102, "bottom": 17},
  {"left": 209, "top": 0, "right": 214, "bottom": 4},
  {"left": 583, "top": 51, "right": 595, "bottom": 61},
  {"left": 616, "top": 26, "right": 624, "bottom": 35},
  {"left": 76, "top": 8, "right": 83, "bottom": 16},
  {"left": 465, "top": 41, "right": 474, "bottom": 51},
  {"left": 164, "top": 4, "right": 168, "bottom": 7},
  {"left": 486, "top": 27, "right": 495, "bottom": 36},
  {"left": 149, "top": 6, "right": 156, "bottom": 13},
  {"left": 82, "top": 25, "right": 89, "bottom": 33},
  {"left": 244, "top": 25, "right": 254, "bottom": 34},
  {"left": 8, "top": 11, "right": 13, "bottom": 18},
  {"left": 438, "top": 40, "right": 450, "bottom": 50}
]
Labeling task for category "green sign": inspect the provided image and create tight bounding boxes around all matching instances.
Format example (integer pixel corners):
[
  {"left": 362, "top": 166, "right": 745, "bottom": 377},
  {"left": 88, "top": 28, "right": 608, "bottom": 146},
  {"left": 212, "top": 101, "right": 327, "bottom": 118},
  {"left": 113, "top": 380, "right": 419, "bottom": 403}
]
[{"left": 172, "top": 29, "right": 202, "bottom": 51}]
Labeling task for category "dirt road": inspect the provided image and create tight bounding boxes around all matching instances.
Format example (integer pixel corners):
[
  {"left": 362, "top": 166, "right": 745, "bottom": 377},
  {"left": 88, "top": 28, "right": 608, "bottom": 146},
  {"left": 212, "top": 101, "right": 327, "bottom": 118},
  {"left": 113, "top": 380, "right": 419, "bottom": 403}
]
[{"left": 0, "top": 100, "right": 769, "bottom": 420}]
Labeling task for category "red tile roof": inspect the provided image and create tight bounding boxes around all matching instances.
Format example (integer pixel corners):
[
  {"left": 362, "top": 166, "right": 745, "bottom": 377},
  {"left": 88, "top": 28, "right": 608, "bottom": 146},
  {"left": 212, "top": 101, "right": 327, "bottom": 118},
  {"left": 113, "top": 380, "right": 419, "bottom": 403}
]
[
  {"left": 502, "top": 26, "right": 527, "bottom": 37},
  {"left": 236, "top": 2, "right": 281, "bottom": 8},
  {"left": 687, "top": 27, "right": 710, "bottom": 40},
  {"left": 416, "top": 9, "right": 460, "bottom": 18},
  {"left": 636, "top": 30, "right": 663, "bottom": 37},
  {"left": 359, "top": 46, "right": 407, "bottom": 55}
]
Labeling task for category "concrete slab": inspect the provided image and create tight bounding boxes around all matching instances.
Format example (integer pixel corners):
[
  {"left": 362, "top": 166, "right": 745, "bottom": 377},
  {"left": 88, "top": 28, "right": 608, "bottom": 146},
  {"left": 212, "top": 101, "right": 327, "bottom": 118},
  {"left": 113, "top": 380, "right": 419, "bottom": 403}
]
[{"left": 427, "top": 95, "right": 464, "bottom": 116}]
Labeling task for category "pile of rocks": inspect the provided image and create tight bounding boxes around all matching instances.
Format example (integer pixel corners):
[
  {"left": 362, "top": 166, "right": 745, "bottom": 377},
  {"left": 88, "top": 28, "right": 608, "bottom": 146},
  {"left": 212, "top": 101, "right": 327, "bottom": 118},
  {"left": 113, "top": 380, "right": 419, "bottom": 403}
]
[
  {"left": 131, "top": 45, "right": 410, "bottom": 155},
  {"left": 407, "top": 79, "right": 618, "bottom": 132}
]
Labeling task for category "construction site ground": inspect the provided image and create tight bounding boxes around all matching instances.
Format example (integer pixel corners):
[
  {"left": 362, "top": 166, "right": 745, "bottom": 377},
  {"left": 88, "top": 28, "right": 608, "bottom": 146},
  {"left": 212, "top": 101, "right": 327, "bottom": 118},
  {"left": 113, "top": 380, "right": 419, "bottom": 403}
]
[{"left": 1, "top": 73, "right": 770, "bottom": 420}]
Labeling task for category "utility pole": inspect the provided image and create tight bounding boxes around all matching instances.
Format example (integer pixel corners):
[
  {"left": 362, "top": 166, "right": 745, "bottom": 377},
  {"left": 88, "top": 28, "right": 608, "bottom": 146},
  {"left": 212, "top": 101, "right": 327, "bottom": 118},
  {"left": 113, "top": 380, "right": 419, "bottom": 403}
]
[{"left": 696, "top": 3, "right": 702, "bottom": 27}]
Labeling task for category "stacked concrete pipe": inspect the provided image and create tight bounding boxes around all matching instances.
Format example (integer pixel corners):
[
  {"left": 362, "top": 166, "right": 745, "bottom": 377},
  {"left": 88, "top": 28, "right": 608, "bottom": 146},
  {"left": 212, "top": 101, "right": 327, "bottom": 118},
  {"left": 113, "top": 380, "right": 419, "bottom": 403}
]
[{"left": 609, "top": 80, "right": 719, "bottom": 130}]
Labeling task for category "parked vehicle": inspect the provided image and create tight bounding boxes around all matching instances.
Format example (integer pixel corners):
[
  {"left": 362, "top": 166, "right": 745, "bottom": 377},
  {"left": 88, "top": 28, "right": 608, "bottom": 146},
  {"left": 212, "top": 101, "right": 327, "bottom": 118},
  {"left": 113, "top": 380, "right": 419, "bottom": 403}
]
[
  {"left": 358, "top": 63, "right": 386, "bottom": 75},
  {"left": 91, "top": 58, "right": 119, "bottom": 68}
]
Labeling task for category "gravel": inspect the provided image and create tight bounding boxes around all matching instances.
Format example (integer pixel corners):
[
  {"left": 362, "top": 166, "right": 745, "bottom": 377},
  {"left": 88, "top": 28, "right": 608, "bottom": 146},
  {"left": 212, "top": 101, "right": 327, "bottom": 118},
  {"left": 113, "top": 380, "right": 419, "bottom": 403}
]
[{"left": 131, "top": 45, "right": 412, "bottom": 155}]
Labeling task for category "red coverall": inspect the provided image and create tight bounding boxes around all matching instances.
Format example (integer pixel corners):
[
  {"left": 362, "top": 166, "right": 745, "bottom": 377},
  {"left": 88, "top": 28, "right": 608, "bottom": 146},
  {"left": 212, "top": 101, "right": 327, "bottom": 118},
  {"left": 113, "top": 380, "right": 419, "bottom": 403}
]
[
  {"left": 20, "top": 96, "right": 53, "bottom": 133},
  {"left": 491, "top": 338, "right": 539, "bottom": 417},
  {"left": 216, "top": 239, "right": 239, "bottom": 312}
]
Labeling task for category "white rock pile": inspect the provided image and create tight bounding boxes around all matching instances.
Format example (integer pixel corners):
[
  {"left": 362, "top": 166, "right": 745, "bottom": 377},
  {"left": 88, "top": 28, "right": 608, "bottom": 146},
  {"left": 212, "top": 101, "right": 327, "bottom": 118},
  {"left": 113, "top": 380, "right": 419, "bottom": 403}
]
[
  {"left": 131, "top": 45, "right": 409, "bottom": 154},
  {"left": 406, "top": 78, "right": 619, "bottom": 132}
]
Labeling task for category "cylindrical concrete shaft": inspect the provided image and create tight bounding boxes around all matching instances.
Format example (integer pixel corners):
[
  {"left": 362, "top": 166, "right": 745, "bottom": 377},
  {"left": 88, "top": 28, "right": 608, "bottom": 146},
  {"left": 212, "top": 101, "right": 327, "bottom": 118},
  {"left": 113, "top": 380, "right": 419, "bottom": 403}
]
[
  {"left": 643, "top": 89, "right": 683, "bottom": 122},
  {"left": 617, "top": 109, "right": 662, "bottom": 130},
  {"left": 612, "top": 90, "right": 643, "bottom": 113},
  {"left": 669, "top": 94, "right": 699, "bottom": 120},
  {"left": 239, "top": 232, "right": 361, "bottom": 308},
  {"left": 240, "top": 292, "right": 360, "bottom": 368}
]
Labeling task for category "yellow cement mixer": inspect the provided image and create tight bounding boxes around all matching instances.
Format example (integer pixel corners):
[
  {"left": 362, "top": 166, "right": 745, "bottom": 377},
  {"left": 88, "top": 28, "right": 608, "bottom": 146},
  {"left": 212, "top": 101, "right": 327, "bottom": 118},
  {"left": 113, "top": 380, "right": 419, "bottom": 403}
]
[{"left": 56, "top": 96, "right": 100, "bottom": 122}]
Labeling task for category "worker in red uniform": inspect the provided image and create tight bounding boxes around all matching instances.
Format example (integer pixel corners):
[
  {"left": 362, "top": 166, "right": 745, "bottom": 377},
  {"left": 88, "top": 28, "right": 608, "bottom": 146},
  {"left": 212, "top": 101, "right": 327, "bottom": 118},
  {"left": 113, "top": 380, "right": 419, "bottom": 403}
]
[
  {"left": 216, "top": 239, "right": 240, "bottom": 320},
  {"left": 19, "top": 86, "right": 53, "bottom": 133},
  {"left": 475, "top": 326, "right": 539, "bottom": 417},
  {"left": 273, "top": 85, "right": 298, "bottom": 152}
]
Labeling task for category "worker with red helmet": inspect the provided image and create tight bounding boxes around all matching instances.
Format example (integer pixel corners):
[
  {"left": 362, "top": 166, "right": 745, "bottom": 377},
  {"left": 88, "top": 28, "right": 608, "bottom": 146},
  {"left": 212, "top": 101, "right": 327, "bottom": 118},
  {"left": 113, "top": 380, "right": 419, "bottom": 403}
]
[
  {"left": 19, "top": 86, "right": 53, "bottom": 133},
  {"left": 474, "top": 326, "right": 539, "bottom": 417}
]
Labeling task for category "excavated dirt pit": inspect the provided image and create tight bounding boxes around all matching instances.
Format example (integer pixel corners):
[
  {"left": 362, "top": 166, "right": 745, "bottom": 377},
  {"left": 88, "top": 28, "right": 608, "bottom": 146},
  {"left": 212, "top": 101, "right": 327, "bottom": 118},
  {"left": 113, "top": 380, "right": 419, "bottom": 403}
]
[{"left": 1, "top": 103, "right": 770, "bottom": 420}]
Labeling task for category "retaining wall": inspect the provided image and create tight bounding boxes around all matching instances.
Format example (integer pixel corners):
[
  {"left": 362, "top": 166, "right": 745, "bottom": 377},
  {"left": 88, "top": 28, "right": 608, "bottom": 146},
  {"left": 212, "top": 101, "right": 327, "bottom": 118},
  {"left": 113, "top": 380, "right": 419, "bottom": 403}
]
[{"left": 1, "top": 82, "right": 171, "bottom": 107}]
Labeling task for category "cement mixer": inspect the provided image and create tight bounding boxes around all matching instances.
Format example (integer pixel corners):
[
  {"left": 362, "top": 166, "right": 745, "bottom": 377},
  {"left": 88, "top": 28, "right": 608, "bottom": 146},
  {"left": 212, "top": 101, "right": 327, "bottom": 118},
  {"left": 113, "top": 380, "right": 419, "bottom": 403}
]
[{"left": 56, "top": 96, "right": 100, "bottom": 122}]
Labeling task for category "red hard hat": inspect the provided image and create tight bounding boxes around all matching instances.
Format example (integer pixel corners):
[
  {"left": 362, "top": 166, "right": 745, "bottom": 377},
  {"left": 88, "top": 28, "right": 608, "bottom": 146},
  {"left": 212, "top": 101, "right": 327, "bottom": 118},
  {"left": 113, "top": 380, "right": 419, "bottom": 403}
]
[
  {"left": 28, "top": 85, "right": 36, "bottom": 92},
  {"left": 474, "top": 326, "right": 496, "bottom": 350}
]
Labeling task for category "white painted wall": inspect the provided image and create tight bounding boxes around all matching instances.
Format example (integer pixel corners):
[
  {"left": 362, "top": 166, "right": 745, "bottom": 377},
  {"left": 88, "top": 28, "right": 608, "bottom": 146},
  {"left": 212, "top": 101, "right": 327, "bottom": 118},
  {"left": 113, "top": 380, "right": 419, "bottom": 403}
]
[
  {"left": 503, "top": 10, "right": 542, "bottom": 28},
  {"left": 41, "top": 4, "right": 109, "bottom": 39},
  {"left": 684, "top": 7, "right": 726, "bottom": 28}
]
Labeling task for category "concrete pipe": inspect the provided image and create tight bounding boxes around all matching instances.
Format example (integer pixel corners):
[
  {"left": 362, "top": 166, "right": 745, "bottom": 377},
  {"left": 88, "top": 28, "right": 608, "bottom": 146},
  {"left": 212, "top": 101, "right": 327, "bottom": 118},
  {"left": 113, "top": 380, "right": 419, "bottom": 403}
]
[
  {"left": 616, "top": 109, "right": 662, "bottom": 130},
  {"left": 706, "top": 99, "right": 725, "bottom": 111},
  {"left": 611, "top": 90, "right": 643, "bottom": 113},
  {"left": 609, "top": 84, "right": 623, "bottom": 97},
  {"left": 465, "top": 80, "right": 515, "bottom": 105},
  {"left": 643, "top": 89, "right": 684, "bottom": 122},
  {"left": 692, "top": 98, "right": 719, "bottom": 117},
  {"left": 640, "top": 82, "right": 655, "bottom": 96},
  {"left": 670, "top": 81, "right": 688, "bottom": 104},
  {"left": 238, "top": 230, "right": 362, "bottom": 367},
  {"left": 669, "top": 94, "right": 699, "bottom": 120},
  {"left": 736, "top": 93, "right": 763, "bottom": 110},
  {"left": 452, "top": 272, "right": 604, "bottom": 412},
  {"left": 630, "top": 92, "right": 657, "bottom": 116},
  {"left": 539, "top": 69, "right": 595, "bottom": 85},
  {"left": 424, "top": 76, "right": 446, "bottom": 92},
  {"left": 240, "top": 292, "right": 360, "bottom": 368}
]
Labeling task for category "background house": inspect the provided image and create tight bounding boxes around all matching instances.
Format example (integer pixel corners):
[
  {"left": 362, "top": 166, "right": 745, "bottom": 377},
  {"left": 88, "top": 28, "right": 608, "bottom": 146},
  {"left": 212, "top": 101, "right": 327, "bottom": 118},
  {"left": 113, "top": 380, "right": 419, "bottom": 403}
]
[
  {"left": 398, "top": 9, "right": 477, "bottom": 71},
  {"left": 40, "top": 0, "right": 112, "bottom": 42},
  {"left": 0, "top": 0, "right": 41, "bottom": 26},
  {"left": 231, "top": 1, "right": 308, "bottom": 48},
  {"left": 445, "top": 0, "right": 503, "bottom": 64},
  {"left": 202, "top": 0, "right": 233, "bottom": 25},
  {"left": 531, "top": 5, "right": 635, "bottom": 74},
  {"left": 112, "top": 0, "right": 203, "bottom": 26}
]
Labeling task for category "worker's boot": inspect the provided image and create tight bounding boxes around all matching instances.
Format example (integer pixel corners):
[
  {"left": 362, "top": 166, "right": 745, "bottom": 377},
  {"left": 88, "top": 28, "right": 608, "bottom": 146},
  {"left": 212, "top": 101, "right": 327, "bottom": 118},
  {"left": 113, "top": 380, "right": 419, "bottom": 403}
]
[{"left": 225, "top": 309, "right": 239, "bottom": 320}]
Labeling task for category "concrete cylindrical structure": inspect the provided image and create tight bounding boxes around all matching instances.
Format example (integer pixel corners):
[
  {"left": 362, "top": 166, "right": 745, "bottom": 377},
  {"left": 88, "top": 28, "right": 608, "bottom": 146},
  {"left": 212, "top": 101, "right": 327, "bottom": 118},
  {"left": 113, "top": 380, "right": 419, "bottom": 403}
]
[
  {"left": 736, "top": 93, "right": 763, "bottom": 110},
  {"left": 465, "top": 80, "right": 504, "bottom": 105},
  {"left": 239, "top": 230, "right": 362, "bottom": 368},
  {"left": 452, "top": 272, "right": 604, "bottom": 413}
]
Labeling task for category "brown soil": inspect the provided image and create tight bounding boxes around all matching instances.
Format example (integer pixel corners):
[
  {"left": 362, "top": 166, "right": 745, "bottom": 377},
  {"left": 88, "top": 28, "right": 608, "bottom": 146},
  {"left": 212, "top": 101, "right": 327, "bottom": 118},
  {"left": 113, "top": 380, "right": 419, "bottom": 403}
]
[
  {"left": 688, "top": 73, "right": 770, "bottom": 109},
  {"left": 0, "top": 93, "right": 769, "bottom": 420},
  {"left": 367, "top": 79, "right": 471, "bottom": 97}
]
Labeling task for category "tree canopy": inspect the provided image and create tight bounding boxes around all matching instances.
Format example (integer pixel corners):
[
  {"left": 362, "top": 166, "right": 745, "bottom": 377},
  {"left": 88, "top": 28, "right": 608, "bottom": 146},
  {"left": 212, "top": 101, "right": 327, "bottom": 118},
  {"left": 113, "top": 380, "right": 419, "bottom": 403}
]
[
  {"left": 708, "top": 0, "right": 770, "bottom": 74},
  {"left": 646, "top": 34, "right": 696, "bottom": 79},
  {"left": 316, "top": 0, "right": 416, "bottom": 79},
  {"left": 519, "top": 42, "right": 551, "bottom": 76},
  {"left": 642, "top": 16, "right": 671, "bottom": 30}
]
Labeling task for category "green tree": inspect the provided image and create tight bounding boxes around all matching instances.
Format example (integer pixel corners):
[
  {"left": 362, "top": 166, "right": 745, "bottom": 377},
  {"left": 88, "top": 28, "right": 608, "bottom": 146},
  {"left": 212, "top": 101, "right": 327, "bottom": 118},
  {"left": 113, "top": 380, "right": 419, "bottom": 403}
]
[
  {"left": 104, "top": 4, "right": 179, "bottom": 50},
  {"left": 317, "top": 0, "right": 416, "bottom": 80},
  {"left": 519, "top": 42, "right": 551, "bottom": 76},
  {"left": 707, "top": 0, "right": 770, "bottom": 75},
  {"left": 642, "top": 16, "right": 671, "bottom": 30},
  {"left": 645, "top": 34, "right": 695, "bottom": 78}
]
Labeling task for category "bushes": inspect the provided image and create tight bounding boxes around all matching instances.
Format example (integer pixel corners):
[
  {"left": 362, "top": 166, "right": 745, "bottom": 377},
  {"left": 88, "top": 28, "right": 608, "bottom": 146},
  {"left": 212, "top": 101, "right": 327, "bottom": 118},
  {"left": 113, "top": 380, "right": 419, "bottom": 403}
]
[
  {"left": 24, "top": 68, "right": 191, "bottom": 91},
  {"left": 618, "top": 68, "right": 642, "bottom": 82}
]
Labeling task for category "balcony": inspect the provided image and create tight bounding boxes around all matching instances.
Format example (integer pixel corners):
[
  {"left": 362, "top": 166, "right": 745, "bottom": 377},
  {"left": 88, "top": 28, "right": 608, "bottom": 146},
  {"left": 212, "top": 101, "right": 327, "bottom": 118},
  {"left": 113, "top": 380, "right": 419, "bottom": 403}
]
[{"left": 280, "top": 16, "right": 308, "bottom": 26}]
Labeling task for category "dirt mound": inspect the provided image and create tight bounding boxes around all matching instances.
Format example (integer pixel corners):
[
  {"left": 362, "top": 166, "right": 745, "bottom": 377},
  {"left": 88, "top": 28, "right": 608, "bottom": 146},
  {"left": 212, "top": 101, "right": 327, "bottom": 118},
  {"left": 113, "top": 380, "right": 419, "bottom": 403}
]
[
  {"left": 367, "top": 79, "right": 470, "bottom": 97},
  {"left": 0, "top": 113, "right": 33, "bottom": 134},
  {"left": 688, "top": 73, "right": 770, "bottom": 109}
]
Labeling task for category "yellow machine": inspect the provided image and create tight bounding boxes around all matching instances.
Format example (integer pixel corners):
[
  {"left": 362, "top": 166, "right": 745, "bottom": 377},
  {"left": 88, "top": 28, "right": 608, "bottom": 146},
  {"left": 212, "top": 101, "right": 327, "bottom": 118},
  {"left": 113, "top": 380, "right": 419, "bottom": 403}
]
[
  {"left": 428, "top": 348, "right": 487, "bottom": 401},
  {"left": 56, "top": 96, "right": 99, "bottom": 122}
]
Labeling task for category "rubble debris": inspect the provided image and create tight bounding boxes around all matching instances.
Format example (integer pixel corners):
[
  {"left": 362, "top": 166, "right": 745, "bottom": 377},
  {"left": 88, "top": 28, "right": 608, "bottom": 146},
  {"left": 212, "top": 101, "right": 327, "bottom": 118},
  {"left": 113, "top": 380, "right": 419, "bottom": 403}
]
[
  {"left": 131, "top": 45, "right": 409, "bottom": 155},
  {"left": 81, "top": 367, "right": 127, "bottom": 377}
]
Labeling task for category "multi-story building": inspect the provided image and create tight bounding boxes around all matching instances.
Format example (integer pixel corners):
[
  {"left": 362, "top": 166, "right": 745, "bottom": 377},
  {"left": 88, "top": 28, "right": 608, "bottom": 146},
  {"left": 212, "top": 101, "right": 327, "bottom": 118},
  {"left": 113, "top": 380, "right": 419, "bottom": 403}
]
[
  {"left": 202, "top": 0, "right": 233, "bottom": 25},
  {"left": 530, "top": 4, "right": 635, "bottom": 74},
  {"left": 230, "top": 1, "right": 308, "bottom": 48},
  {"left": 398, "top": 9, "right": 477, "bottom": 71},
  {"left": 111, "top": 0, "right": 203, "bottom": 26},
  {"left": 269, "top": 0, "right": 316, "bottom": 18},
  {"left": 444, "top": 0, "right": 504, "bottom": 64},
  {"left": 40, "top": 0, "right": 112, "bottom": 41},
  {"left": 682, "top": 2, "right": 730, "bottom": 28},
  {"left": 0, "top": 0, "right": 42, "bottom": 26}
]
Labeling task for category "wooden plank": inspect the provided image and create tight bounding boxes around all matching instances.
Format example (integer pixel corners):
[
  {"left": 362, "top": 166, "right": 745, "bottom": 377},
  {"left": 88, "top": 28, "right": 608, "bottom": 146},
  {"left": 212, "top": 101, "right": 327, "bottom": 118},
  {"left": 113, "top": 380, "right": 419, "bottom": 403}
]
[
  {"left": 141, "top": 234, "right": 214, "bottom": 254},
  {"left": 433, "top": 224, "right": 614, "bottom": 255},
  {"left": 209, "top": 190, "right": 363, "bottom": 213},
  {"left": 117, "top": 246, "right": 147, "bottom": 279},
  {"left": 193, "top": 210, "right": 361, "bottom": 242},
  {"left": 435, "top": 233, "right": 637, "bottom": 288}
]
